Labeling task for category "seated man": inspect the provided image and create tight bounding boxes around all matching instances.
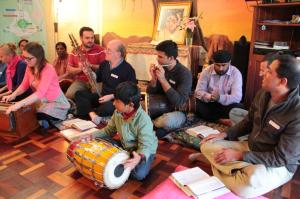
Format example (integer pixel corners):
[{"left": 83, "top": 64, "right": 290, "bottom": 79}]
[
  {"left": 194, "top": 50, "right": 243, "bottom": 122},
  {"left": 200, "top": 54, "right": 300, "bottom": 198},
  {"left": 66, "top": 26, "right": 105, "bottom": 99},
  {"left": 75, "top": 39, "right": 136, "bottom": 124},
  {"left": 92, "top": 81, "right": 158, "bottom": 180},
  {"left": 146, "top": 40, "right": 192, "bottom": 138}
]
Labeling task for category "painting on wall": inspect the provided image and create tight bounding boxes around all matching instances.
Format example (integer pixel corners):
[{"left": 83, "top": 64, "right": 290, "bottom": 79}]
[{"left": 152, "top": 2, "right": 192, "bottom": 44}]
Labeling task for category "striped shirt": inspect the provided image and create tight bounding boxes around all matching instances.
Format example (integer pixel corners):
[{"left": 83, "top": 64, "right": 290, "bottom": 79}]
[{"left": 68, "top": 44, "right": 105, "bottom": 82}]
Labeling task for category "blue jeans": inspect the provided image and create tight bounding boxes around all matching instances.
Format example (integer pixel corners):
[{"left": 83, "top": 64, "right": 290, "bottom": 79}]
[
  {"left": 153, "top": 111, "right": 186, "bottom": 130},
  {"left": 131, "top": 154, "right": 155, "bottom": 181}
]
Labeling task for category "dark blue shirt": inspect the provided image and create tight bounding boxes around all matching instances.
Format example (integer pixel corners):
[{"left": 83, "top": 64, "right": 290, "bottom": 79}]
[{"left": 96, "top": 60, "right": 137, "bottom": 96}]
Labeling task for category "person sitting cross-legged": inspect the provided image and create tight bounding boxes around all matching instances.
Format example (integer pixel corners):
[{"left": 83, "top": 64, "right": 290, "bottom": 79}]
[
  {"left": 146, "top": 40, "right": 192, "bottom": 139},
  {"left": 194, "top": 50, "right": 243, "bottom": 123},
  {"left": 90, "top": 81, "right": 158, "bottom": 180},
  {"left": 199, "top": 54, "right": 300, "bottom": 198}
]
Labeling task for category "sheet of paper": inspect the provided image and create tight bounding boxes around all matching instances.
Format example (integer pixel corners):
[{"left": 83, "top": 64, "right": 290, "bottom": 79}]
[
  {"left": 188, "top": 176, "right": 225, "bottom": 196},
  {"left": 172, "top": 167, "right": 210, "bottom": 186}
]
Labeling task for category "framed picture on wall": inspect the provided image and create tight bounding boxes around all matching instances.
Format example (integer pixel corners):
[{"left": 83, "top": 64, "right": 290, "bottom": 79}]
[{"left": 152, "top": 2, "right": 192, "bottom": 44}]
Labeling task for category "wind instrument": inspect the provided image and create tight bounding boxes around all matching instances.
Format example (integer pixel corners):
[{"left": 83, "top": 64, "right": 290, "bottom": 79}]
[{"left": 68, "top": 33, "right": 101, "bottom": 96}]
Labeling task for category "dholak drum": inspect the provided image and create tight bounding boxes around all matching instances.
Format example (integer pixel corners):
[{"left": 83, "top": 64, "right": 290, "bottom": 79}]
[
  {"left": 67, "top": 139, "right": 131, "bottom": 189},
  {"left": 141, "top": 92, "right": 196, "bottom": 119}
]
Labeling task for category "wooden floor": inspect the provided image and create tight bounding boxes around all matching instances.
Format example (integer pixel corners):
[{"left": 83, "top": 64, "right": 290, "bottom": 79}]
[{"left": 0, "top": 128, "right": 299, "bottom": 199}]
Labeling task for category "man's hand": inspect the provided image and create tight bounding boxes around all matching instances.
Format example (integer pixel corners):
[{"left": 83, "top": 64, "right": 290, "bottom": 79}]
[
  {"left": 202, "top": 93, "right": 212, "bottom": 103},
  {"left": 149, "top": 64, "right": 158, "bottom": 81},
  {"left": 155, "top": 65, "right": 166, "bottom": 82},
  {"left": 123, "top": 151, "right": 141, "bottom": 170},
  {"left": 98, "top": 94, "right": 114, "bottom": 104},
  {"left": 200, "top": 132, "right": 227, "bottom": 145},
  {"left": 81, "top": 64, "right": 89, "bottom": 75},
  {"left": 214, "top": 148, "right": 243, "bottom": 164},
  {"left": 211, "top": 89, "right": 220, "bottom": 102}
]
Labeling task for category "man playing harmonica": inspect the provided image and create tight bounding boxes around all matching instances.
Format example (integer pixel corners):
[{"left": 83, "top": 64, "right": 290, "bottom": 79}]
[{"left": 147, "top": 40, "right": 192, "bottom": 138}]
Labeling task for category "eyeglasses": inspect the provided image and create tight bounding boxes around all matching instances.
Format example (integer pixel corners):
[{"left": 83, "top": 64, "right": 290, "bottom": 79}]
[{"left": 24, "top": 56, "right": 35, "bottom": 61}]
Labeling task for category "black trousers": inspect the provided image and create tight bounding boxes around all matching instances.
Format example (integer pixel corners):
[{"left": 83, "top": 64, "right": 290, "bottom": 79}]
[
  {"left": 36, "top": 112, "right": 59, "bottom": 121},
  {"left": 74, "top": 90, "right": 115, "bottom": 120},
  {"left": 195, "top": 99, "right": 244, "bottom": 122}
]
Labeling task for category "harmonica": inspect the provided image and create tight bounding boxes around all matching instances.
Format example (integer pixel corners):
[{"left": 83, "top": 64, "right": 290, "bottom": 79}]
[{"left": 154, "top": 64, "right": 169, "bottom": 70}]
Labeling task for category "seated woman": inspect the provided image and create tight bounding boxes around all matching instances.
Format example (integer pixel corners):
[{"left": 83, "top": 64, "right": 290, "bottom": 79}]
[
  {"left": 3, "top": 42, "right": 70, "bottom": 128},
  {"left": 0, "top": 43, "right": 32, "bottom": 100},
  {"left": 53, "top": 42, "right": 73, "bottom": 93}
]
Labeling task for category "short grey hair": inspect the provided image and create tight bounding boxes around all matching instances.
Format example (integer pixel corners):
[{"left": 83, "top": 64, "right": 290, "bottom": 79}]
[{"left": 117, "top": 42, "right": 126, "bottom": 59}]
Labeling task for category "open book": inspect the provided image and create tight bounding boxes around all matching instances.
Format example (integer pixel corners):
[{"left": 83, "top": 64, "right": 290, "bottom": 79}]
[
  {"left": 62, "top": 118, "right": 96, "bottom": 131},
  {"left": 186, "top": 125, "right": 220, "bottom": 138},
  {"left": 170, "top": 167, "right": 230, "bottom": 199},
  {"left": 60, "top": 127, "right": 99, "bottom": 141}
]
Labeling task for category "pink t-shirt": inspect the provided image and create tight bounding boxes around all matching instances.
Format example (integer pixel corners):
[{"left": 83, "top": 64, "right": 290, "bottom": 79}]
[{"left": 19, "top": 63, "right": 61, "bottom": 101}]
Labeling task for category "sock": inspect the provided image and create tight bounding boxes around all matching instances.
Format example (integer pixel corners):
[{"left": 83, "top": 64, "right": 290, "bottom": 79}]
[
  {"left": 92, "top": 116, "right": 103, "bottom": 125},
  {"left": 39, "top": 120, "right": 49, "bottom": 129}
]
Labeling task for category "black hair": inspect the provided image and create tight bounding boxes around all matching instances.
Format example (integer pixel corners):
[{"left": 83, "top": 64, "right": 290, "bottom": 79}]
[
  {"left": 55, "top": 42, "right": 67, "bottom": 50},
  {"left": 275, "top": 54, "right": 300, "bottom": 90},
  {"left": 18, "top": 39, "right": 29, "bottom": 47},
  {"left": 156, "top": 40, "right": 178, "bottom": 59},
  {"left": 115, "top": 81, "right": 141, "bottom": 109},
  {"left": 79, "top": 27, "right": 94, "bottom": 37},
  {"left": 212, "top": 50, "right": 232, "bottom": 63},
  {"left": 264, "top": 50, "right": 298, "bottom": 65}
]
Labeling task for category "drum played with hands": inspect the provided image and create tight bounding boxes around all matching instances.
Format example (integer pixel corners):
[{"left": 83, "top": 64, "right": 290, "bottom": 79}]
[{"left": 67, "top": 139, "right": 131, "bottom": 189}]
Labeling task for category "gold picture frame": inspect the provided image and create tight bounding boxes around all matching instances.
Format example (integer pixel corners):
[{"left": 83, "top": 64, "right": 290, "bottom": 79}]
[{"left": 152, "top": 2, "right": 192, "bottom": 44}]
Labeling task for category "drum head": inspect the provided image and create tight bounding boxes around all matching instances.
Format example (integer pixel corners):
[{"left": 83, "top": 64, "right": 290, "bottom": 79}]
[{"left": 104, "top": 151, "right": 130, "bottom": 189}]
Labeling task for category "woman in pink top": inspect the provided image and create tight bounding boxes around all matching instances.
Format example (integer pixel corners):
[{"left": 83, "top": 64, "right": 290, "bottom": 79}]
[{"left": 3, "top": 42, "right": 70, "bottom": 124}]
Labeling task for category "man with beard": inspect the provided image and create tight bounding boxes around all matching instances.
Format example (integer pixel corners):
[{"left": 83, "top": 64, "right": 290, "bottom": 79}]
[
  {"left": 147, "top": 40, "right": 192, "bottom": 138},
  {"left": 66, "top": 26, "right": 105, "bottom": 99},
  {"left": 194, "top": 50, "right": 243, "bottom": 122},
  {"left": 199, "top": 54, "right": 300, "bottom": 198}
]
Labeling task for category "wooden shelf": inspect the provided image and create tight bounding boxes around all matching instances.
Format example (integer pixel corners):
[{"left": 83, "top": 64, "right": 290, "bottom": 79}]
[
  {"left": 255, "top": 2, "right": 300, "bottom": 7},
  {"left": 257, "top": 22, "right": 300, "bottom": 27},
  {"left": 245, "top": 1, "right": 300, "bottom": 107}
]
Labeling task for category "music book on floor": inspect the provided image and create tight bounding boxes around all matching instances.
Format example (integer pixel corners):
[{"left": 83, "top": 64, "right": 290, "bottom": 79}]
[
  {"left": 185, "top": 125, "right": 220, "bottom": 138},
  {"left": 60, "top": 127, "right": 99, "bottom": 141},
  {"left": 170, "top": 167, "right": 230, "bottom": 199},
  {"left": 62, "top": 118, "right": 96, "bottom": 131}
]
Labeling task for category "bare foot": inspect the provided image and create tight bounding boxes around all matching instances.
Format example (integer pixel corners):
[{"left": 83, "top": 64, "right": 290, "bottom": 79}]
[{"left": 218, "top": 118, "right": 232, "bottom": 127}]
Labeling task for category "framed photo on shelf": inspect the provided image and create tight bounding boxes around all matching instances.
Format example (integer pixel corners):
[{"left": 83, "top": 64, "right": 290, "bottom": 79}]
[{"left": 152, "top": 2, "right": 192, "bottom": 44}]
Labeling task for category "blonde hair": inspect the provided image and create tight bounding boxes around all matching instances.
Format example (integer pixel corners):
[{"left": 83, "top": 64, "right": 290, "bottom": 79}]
[{"left": 0, "top": 43, "right": 17, "bottom": 56}]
